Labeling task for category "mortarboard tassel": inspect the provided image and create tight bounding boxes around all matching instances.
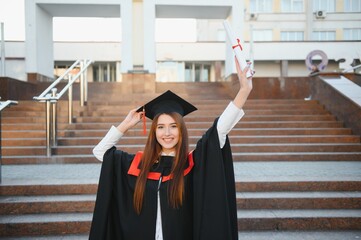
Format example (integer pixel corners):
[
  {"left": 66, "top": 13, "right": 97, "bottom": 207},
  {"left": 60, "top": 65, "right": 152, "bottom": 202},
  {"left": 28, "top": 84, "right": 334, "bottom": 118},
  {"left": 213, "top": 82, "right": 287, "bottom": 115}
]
[{"left": 142, "top": 107, "right": 146, "bottom": 135}]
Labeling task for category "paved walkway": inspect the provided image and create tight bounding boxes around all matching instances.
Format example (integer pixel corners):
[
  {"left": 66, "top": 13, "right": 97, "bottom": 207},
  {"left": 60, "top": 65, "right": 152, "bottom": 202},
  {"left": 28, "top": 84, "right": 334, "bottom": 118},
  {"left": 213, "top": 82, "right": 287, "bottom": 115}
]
[
  {"left": 1, "top": 231, "right": 361, "bottom": 240},
  {"left": 1, "top": 161, "right": 361, "bottom": 185}
]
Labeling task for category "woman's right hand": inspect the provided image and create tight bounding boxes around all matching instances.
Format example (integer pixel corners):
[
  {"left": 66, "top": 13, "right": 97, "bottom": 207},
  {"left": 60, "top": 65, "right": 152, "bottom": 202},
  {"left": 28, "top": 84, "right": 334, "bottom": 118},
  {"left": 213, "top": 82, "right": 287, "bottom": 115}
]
[{"left": 117, "top": 108, "right": 144, "bottom": 133}]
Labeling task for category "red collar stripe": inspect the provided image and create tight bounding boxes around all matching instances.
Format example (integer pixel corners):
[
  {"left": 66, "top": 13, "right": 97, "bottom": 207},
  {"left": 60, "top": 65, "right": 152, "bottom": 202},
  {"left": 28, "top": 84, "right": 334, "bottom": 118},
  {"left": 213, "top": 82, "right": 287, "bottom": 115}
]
[{"left": 127, "top": 151, "right": 194, "bottom": 182}]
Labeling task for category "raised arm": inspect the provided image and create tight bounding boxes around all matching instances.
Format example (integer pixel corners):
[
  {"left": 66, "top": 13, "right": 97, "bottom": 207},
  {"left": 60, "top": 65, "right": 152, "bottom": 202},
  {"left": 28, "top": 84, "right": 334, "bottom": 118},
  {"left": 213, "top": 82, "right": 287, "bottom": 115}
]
[
  {"left": 93, "top": 108, "right": 143, "bottom": 161},
  {"left": 217, "top": 58, "right": 253, "bottom": 148},
  {"left": 116, "top": 108, "right": 143, "bottom": 133},
  {"left": 232, "top": 58, "right": 253, "bottom": 109}
]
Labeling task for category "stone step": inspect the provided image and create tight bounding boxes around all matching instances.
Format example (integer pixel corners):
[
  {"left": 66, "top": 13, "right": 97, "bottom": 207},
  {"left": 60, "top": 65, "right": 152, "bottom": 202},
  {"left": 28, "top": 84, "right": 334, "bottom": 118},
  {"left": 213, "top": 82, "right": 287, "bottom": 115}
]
[
  {"left": 3, "top": 127, "right": 353, "bottom": 141},
  {"left": 0, "top": 195, "right": 95, "bottom": 215},
  {"left": 85, "top": 99, "right": 319, "bottom": 105},
  {"left": 237, "top": 209, "right": 361, "bottom": 230},
  {"left": 3, "top": 135, "right": 360, "bottom": 147},
  {"left": 0, "top": 184, "right": 98, "bottom": 196},
  {"left": 236, "top": 181, "right": 361, "bottom": 192},
  {"left": 82, "top": 103, "right": 325, "bottom": 112},
  {"left": 5, "top": 98, "right": 229, "bottom": 109},
  {"left": 61, "top": 121, "right": 344, "bottom": 130},
  {"left": 2, "top": 131, "right": 45, "bottom": 138},
  {"left": 2, "top": 111, "right": 48, "bottom": 117},
  {"left": 1, "top": 117, "right": 69, "bottom": 124},
  {"left": 57, "top": 135, "right": 360, "bottom": 146},
  {"left": 237, "top": 231, "right": 361, "bottom": 240},
  {"left": 45, "top": 143, "right": 361, "bottom": 156},
  {"left": 0, "top": 103, "right": 328, "bottom": 112},
  {"left": 7, "top": 232, "right": 359, "bottom": 240},
  {"left": 2, "top": 138, "right": 46, "bottom": 146},
  {"left": 233, "top": 152, "right": 361, "bottom": 161},
  {"left": 1, "top": 121, "right": 345, "bottom": 131},
  {"left": 1, "top": 180, "right": 360, "bottom": 197},
  {"left": 1, "top": 192, "right": 360, "bottom": 216},
  {"left": 0, "top": 234, "right": 89, "bottom": 240},
  {"left": 3, "top": 152, "right": 361, "bottom": 164},
  {"left": 78, "top": 109, "right": 329, "bottom": 117},
  {"left": 3, "top": 147, "right": 47, "bottom": 156},
  {"left": 0, "top": 210, "right": 360, "bottom": 237},
  {"left": 7, "top": 143, "right": 358, "bottom": 156},
  {"left": 5, "top": 127, "right": 351, "bottom": 139},
  {"left": 1, "top": 114, "right": 337, "bottom": 125},
  {"left": 3, "top": 105, "right": 70, "bottom": 112},
  {"left": 2, "top": 111, "right": 72, "bottom": 118},
  {"left": 0, "top": 213, "right": 92, "bottom": 237},
  {"left": 2, "top": 105, "right": 327, "bottom": 116},
  {"left": 236, "top": 191, "right": 361, "bottom": 209},
  {"left": 83, "top": 98, "right": 319, "bottom": 105},
  {"left": 60, "top": 128, "right": 353, "bottom": 137},
  {"left": 73, "top": 114, "right": 336, "bottom": 123},
  {"left": 2, "top": 124, "right": 46, "bottom": 131}
]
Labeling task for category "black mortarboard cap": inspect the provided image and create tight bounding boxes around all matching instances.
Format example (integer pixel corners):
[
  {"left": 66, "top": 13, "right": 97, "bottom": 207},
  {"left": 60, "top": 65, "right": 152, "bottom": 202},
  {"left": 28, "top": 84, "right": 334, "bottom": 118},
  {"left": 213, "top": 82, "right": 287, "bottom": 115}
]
[{"left": 137, "top": 90, "right": 197, "bottom": 120}]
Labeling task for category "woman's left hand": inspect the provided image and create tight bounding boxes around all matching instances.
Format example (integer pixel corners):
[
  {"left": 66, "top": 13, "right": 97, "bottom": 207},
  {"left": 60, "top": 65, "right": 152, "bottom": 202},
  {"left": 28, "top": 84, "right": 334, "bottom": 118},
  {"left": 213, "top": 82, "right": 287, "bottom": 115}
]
[{"left": 235, "top": 57, "right": 253, "bottom": 92}]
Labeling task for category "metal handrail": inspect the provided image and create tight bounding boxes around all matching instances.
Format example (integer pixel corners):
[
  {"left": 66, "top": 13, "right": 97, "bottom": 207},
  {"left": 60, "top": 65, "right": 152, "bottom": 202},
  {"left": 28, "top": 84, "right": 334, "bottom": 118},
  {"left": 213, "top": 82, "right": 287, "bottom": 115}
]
[
  {"left": 33, "top": 59, "right": 93, "bottom": 157},
  {"left": 0, "top": 99, "right": 18, "bottom": 112},
  {"left": 342, "top": 64, "right": 361, "bottom": 73}
]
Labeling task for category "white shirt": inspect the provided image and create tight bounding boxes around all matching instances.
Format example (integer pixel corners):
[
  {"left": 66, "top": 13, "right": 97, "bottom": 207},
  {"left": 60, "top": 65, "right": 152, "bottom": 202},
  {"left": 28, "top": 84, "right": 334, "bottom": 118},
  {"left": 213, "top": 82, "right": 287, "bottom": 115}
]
[{"left": 92, "top": 101, "right": 245, "bottom": 240}]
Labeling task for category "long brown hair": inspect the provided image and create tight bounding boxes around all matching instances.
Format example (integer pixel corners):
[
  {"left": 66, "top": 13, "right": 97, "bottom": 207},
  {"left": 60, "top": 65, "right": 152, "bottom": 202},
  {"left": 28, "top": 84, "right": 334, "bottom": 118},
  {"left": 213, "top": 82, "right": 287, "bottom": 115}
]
[{"left": 133, "top": 112, "right": 189, "bottom": 214}]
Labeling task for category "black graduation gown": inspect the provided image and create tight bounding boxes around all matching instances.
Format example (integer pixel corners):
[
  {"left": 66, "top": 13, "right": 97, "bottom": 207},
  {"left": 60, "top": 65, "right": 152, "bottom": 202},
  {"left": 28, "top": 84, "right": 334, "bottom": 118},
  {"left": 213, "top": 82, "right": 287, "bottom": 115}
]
[{"left": 89, "top": 119, "right": 238, "bottom": 240}]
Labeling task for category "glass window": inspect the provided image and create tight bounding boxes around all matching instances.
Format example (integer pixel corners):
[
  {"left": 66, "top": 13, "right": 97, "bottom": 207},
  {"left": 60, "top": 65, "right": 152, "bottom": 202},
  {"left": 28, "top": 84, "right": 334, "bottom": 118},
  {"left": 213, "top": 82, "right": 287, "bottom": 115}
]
[
  {"left": 217, "top": 29, "right": 226, "bottom": 41},
  {"left": 281, "top": 0, "right": 304, "bottom": 12},
  {"left": 344, "top": 0, "right": 361, "bottom": 12},
  {"left": 92, "top": 62, "right": 117, "bottom": 82},
  {"left": 313, "top": 0, "right": 335, "bottom": 12},
  {"left": 156, "top": 61, "right": 183, "bottom": 82},
  {"left": 312, "top": 31, "right": 336, "bottom": 40},
  {"left": 250, "top": 0, "right": 273, "bottom": 13},
  {"left": 281, "top": 31, "right": 304, "bottom": 41},
  {"left": 344, "top": 28, "right": 361, "bottom": 40},
  {"left": 253, "top": 30, "right": 273, "bottom": 41}
]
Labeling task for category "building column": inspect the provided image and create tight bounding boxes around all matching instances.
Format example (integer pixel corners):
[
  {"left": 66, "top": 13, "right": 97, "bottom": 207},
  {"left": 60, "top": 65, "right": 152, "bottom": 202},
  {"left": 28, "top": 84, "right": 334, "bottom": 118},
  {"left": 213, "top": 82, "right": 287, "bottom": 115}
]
[
  {"left": 132, "top": 0, "right": 144, "bottom": 70},
  {"left": 143, "top": 0, "right": 156, "bottom": 73},
  {"left": 121, "top": 0, "right": 133, "bottom": 73},
  {"left": 281, "top": 60, "right": 288, "bottom": 77},
  {"left": 305, "top": 0, "right": 313, "bottom": 41},
  {"left": 25, "top": 0, "right": 54, "bottom": 81}
]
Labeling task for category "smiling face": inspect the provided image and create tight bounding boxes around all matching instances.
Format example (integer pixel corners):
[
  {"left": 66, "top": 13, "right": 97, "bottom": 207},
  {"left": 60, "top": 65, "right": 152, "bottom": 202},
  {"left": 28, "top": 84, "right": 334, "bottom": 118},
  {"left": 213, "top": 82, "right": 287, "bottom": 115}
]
[{"left": 155, "top": 114, "right": 180, "bottom": 154}]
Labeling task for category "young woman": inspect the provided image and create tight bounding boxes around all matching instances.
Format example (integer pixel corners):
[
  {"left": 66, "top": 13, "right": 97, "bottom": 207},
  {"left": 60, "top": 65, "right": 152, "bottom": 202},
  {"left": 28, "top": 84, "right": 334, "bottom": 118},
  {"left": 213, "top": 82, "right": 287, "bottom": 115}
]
[{"left": 89, "top": 59, "right": 252, "bottom": 240}]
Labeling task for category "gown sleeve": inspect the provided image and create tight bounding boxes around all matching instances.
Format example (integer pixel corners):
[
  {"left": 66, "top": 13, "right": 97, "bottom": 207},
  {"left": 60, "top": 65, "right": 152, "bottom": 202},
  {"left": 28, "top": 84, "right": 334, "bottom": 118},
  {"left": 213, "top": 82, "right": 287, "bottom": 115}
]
[
  {"left": 93, "top": 126, "right": 124, "bottom": 161},
  {"left": 217, "top": 101, "right": 245, "bottom": 148},
  {"left": 192, "top": 118, "right": 238, "bottom": 240},
  {"left": 89, "top": 147, "right": 134, "bottom": 240}
]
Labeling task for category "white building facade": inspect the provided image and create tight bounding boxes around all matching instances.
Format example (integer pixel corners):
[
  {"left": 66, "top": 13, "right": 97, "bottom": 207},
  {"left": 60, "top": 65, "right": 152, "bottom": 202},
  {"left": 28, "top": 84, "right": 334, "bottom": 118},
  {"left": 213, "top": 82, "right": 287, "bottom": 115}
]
[{"left": 1, "top": 0, "right": 360, "bottom": 82}]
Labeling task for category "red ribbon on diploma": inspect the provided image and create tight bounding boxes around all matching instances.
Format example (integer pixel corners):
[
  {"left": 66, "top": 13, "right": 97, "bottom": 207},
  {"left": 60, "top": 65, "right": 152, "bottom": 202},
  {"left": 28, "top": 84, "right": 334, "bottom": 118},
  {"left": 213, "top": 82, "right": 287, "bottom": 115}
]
[{"left": 232, "top": 38, "right": 243, "bottom": 51}]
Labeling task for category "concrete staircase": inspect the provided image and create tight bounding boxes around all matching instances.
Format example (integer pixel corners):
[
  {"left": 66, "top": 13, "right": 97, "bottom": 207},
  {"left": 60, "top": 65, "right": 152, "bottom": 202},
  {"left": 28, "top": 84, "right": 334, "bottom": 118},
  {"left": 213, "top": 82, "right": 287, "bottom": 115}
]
[{"left": 1, "top": 85, "right": 361, "bottom": 239}]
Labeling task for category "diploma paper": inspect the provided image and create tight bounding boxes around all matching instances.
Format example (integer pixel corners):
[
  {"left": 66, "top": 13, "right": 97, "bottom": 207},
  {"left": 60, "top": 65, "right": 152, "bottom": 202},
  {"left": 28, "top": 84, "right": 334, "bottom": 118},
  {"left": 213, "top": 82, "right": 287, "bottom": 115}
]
[{"left": 223, "top": 20, "right": 254, "bottom": 78}]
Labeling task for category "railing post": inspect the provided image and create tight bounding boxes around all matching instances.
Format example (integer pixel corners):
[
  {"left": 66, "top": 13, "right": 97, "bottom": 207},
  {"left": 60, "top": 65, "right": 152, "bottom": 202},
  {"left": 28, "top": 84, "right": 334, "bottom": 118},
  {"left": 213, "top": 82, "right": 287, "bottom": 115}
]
[
  {"left": 68, "top": 74, "right": 73, "bottom": 124},
  {"left": 46, "top": 98, "right": 51, "bottom": 157},
  {"left": 84, "top": 60, "right": 88, "bottom": 104},
  {"left": 0, "top": 22, "right": 5, "bottom": 77},
  {"left": 0, "top": 110, "right": 2, "bottom": 183},
  {"left": 80, "top": 61, "right": 85, "bottom": 107},
  {"left": 51, "top": 88, "right": 57, "bottom": 147}
]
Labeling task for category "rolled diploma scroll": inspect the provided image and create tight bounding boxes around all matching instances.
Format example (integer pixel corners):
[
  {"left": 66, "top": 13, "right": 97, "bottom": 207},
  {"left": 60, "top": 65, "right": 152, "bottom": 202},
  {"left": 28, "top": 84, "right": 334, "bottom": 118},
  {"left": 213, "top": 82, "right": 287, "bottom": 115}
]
[{"left": 223, "top": 20, "right": 254, "bottom": 78}]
